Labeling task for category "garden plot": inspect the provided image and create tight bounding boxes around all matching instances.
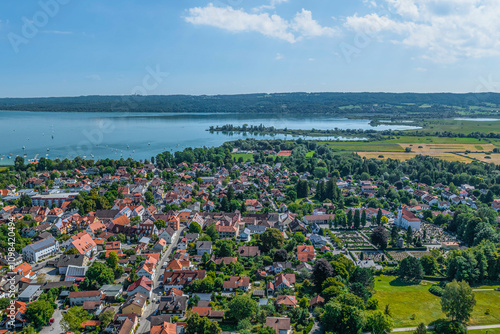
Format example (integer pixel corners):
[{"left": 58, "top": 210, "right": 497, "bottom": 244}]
[
  {"left": 335, "top": 231, "right": 375, "bottom": 249},
  {"left": 388, "top": 251, "right": 411, "bottom": 262}
]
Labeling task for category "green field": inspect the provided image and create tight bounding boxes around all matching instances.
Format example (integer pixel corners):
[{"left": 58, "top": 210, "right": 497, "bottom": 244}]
[
  {"left": 399, "top": 327, "right": 500, "bottom": 333},
  {"left": 317, "top": 142, "right": 405, "bottom": 152},
  {"left": 232, "top": 153, "right": 254, "bottom": 162},
  {"left": 0, "top": 167, "right": 7, "bottom": 172},
  {"left": 374, "top": 276, "right": 500, "bottom": 328},
  {"left": 412, "top": 119, "right": 500, "bottom": 135},
  {"left": 378, "top": 136, "right": 494, "bottom": 144}
]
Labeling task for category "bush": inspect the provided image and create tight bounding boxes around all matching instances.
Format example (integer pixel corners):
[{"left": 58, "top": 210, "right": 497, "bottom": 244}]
[
  {"left": 366, "top": 297, "right": 379, "bottom": 310},
  {"left": 433, "top": 320, "right": 466, "bottom": 334},
  {"left": 429, "top": 285, "right": 444, "bottom": 297},
  {"left": 304, "top": 320, "right": 314, "bottom": 333}
]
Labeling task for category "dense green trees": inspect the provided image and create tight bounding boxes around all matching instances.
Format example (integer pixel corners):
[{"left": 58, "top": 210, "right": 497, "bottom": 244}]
[
  {"left": 398, "top": 257, "right": 424, "bottom": 281},
  {"left": 441, "top": 280, "right": 476, "bottom": 323},
  {"left": 260, "top": 228, "right": 284, "bottom": 252},
  {"left": 61, "top": 306, "right": 89, "bottom": 332},
  {"left": 25, "top": 300, "right": 54, "bottom": 329},
  {"left": 371, "top": 226, "right": 389, "bottom": 250},
  {"left": 227, "top": 295, "right": 258, "bottom": 321}
]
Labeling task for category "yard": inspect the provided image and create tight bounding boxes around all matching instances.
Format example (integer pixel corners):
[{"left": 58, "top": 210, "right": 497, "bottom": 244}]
[{"left": 374, "top": 276, "right": 500, "bottom": 328}]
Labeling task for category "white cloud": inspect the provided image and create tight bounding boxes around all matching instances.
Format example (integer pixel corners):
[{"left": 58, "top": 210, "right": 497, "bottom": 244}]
[
  {"left": 292, "top": 9, "right": 338, "bottom": 38},
  {"left": 254, "top": 0, "right": 289, "bottom": 12},
  {"left": 275, "top": 53, "right": 284, "bottom": 60},
  {"left": 344, "top": 0, "right": 500, "bottom": 62},
  {"left": 185, "top": 3, "right": 337, "bottom": 43}
]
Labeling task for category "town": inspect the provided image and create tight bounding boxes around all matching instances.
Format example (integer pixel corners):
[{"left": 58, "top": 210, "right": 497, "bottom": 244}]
[{"left": 0, "top": 139, "right": 499, "bottom": 334}]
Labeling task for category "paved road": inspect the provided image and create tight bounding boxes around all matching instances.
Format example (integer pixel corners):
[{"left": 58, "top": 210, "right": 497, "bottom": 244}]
[
  {"left": 39, "top": 301, "right": 63, "bottom": 334},
  {"left": 392, "top": 323, "right": 500, "bottom": 332},
  {"left": 309, "top": 318, "right": 323, "bottom": 334},
  {"left": 136, "top": 230, "right": 181, "bottom": 334}
]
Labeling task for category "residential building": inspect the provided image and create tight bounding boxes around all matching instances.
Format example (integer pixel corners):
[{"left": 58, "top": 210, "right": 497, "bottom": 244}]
[{"left": 22, "top": 236, "right": 59, "bottom": 263}]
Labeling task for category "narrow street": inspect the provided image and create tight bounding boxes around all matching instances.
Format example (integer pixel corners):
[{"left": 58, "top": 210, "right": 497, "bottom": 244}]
[{"left": 136, "top": 230, "right": 181, "bottom": 334}]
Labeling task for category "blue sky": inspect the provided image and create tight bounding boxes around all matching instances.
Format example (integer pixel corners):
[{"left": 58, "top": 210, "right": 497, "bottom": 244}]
[{"left": 1, "top": 0, "right": 500, "bottom": 97}]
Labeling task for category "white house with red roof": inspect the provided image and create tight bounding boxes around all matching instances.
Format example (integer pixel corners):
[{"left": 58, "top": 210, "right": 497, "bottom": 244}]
[{"left": 396, "top": 206, "right": 421, "bottom": 231}]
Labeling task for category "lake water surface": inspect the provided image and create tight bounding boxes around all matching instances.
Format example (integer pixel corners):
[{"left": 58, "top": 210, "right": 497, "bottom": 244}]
[{"left": 0, "top": 111, "right": 420, "bottom": 163}]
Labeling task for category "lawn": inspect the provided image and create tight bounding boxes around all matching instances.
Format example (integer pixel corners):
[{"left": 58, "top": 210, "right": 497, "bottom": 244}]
[
  {"left": 418, "top": 119, "right": 500, "bottom": 134},
  {"left": 398, "top": 329, "right": 500, "bottom": 334},
  {"left": 0, "top": 167, "right": 7, "bottom": 172},
  {"left": 379, "top": 136, "right": 492, "bottom": 144},
  {"left": 318, "top": 142, "right": 405, "bottom": 152},
  {"left": 374, "top": 275, "right": 444, "bottom": 328},
  {"left": 374, "top": 276, "right": 500, "bottom": 328},
  {"left": 232, "top": 153, "right": 254, "bottom": 162}
]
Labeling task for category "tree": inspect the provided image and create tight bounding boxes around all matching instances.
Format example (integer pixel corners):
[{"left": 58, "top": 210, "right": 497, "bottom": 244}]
[
  {"left": 391, "top": 226, "right": 399, "bottom": 246},
  {"left": 353, "top": 210, "right": 361, "bottom": 229},
  {"left": 85, "top": 262, "right": 114, "bottom": 287},
  {"left": 115, "top": 266, "right": 125, "bottom": 279},
  {"left": 398, "top": 257, "right": 424, "bottom": 281},
  {"left": 296, "top": 180, "right": 309, "bottom": 198},
  {"left": 206, "top": 223, "right": 218, "bottom": 241},
  {"left": 371, "top": 226, "right": 389, "bottom": 250},
  {"left": 201, "top": 251, "right": 211, "bottom": 263},
  {"left": 154, "top": 219, "right": 166, "bottom": 229},
  {"left": 186, "top": 313, "right": 221, "bottom": 334},
  {"left": 274, "top": 249, "right": 288, "bottom": 262},
  {"left": 347, "top": 210, "right": 353, "bottom": 228},
  {"left": 413, "top": 323, "right": 427, "bottom": 334},
  {"left": 259, "top": 327, "right": 276, "bottom": 334},
  {"left": 145, "top": 191, "right": 155, "bottom": 204},
  {"left": 106, "top": 251, "right": 119, "bottom": 270},
  {"left": 441, "top": 280, "right": 476, "bottom": 323},
  {"left": 0, "top": 298, "right": 10, "bottom": 310},
  {"left": 420, "top": 255, "right": 438, "bottom": 275},
  {"left": 312, "top": 258, "right": 333, "bottom": 289},
  {"left": 25, "top": 300, "right": 54, "bottom": 329},
  {"left": 320, "top": 301, "right": 365, "bottom": 334},
  {"left": 15, "top": 156, "right": 25, "bottom": 171},
  {"left": 216, "top": 239, "right": 235, "bottom": 257},
  {"left": 260, "top": 228, "right": 284, "bottom": 252},
  {"left": 406, "top": 226, "right": 413, "bottom": 245},
  {"left": 361, "top": 210, "right": 367, "bottom": 227},
  {"left": 189, "top": 222, "right": 202, "bottom": 233},
  {"left": 366, "top": 310, "right": 394, "bottom": 334},
  {"left": 376, "top": 209, "right": 383, "bottom": 225},
  {"left": 61, "top": 306, "right": 89, "bottom": 332},
  {"left": 99, "top": 309, "right": 115, "bottom": 328},
  {"left": 18, "top": 194, "right": 32, "bottom": 207},
  {"left": 294, "top": 232, "right": 306, "bottom": 243},
  {"left": 227, "top": 295, "right": 258, "bottom": 320}
]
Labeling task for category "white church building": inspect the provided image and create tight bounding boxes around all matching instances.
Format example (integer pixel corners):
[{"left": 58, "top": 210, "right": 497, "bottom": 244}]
[{"left": 395, "top": 206, "right": 421, "bottom": 231}]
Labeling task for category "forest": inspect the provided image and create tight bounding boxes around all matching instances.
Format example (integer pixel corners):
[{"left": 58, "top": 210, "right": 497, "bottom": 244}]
[{"left": 0, "top": 92, "right": 499, "bottom": 115}]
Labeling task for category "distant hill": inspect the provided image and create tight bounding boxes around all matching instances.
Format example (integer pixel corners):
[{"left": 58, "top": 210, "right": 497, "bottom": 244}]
[{"left": 0, "top": 92, "right": 499, "bottom": 114}]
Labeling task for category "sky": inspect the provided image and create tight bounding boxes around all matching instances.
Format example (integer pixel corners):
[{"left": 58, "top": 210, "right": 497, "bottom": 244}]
[{"left": 1, "top": 0, "right": 500, "bottom": 97}]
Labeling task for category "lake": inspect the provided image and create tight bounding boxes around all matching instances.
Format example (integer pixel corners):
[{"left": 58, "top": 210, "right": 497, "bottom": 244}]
[{"left": 0, "top": 111, "right": 420, "bottom": 163}]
